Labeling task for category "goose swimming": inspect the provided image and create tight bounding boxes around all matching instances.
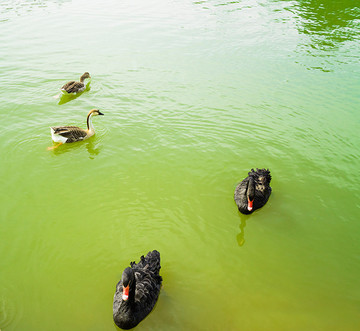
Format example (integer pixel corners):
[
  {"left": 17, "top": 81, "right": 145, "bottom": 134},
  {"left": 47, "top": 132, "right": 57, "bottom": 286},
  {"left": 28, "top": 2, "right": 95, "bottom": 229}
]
[
  {"left": 61, "top": 72, "right": 91, "bottom": 94},
  {"left": 48, "top": 109, "right": 104, "bottom": 150}
]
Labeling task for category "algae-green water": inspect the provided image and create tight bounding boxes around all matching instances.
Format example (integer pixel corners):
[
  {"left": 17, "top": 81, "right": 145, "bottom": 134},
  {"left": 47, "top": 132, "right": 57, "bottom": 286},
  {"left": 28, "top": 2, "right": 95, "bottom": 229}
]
[{"left": 1, "top": 0, "right": 359, "bottom": 330}]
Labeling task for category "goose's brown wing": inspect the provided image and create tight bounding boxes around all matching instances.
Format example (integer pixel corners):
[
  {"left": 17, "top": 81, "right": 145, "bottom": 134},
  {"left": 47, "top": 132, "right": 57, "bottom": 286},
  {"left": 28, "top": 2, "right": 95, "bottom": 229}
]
[
  {"left": 51, "top": 126, "right": 87, "bottom": 143},
  {"left": 61, "top": 81, "right": 84, "bottom": 93},
  {"left": 61, "top": 80, "right": 75, "bottom": 90}
]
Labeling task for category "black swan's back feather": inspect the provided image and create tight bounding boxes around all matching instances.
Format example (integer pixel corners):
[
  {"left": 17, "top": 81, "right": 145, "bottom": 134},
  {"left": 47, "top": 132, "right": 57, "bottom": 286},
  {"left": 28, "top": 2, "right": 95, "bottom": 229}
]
[
  {"left": 113, "top": 250, "right": 162, "bottom": 330},
  {"left": 130, "top": 250, "right": 161, "bottom": 275},
  {"left": 247, "top": 168, "right": 271, "bottom": 186},
  {"left": 234, "top": 168, "right": 272, "bottom": 214}
]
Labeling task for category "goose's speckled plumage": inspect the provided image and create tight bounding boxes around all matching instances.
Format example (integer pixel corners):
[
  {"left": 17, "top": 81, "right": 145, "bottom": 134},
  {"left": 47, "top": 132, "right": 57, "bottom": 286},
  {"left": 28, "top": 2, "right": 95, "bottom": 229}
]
[
  {"left": 61, "top": 72, "right": 91, "bottom": 94},
  {"left": 49, "top": 109, "right": 103, "bottom": 147},
  {"left": 113, "top": 250, "right": 162, "bottom": 330},
  {"left": 234, "top": 168, "right": 272, "bottom": 214}
]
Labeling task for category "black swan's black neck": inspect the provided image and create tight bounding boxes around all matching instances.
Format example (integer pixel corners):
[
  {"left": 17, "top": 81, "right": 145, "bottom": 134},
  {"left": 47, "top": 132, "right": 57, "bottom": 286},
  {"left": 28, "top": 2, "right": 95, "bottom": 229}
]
[
  {"left": 246, "top": 177, "right": 255, "bottom": 198},
  {"left": 128, "top": 279, "right": 136, "bottom": 303}
]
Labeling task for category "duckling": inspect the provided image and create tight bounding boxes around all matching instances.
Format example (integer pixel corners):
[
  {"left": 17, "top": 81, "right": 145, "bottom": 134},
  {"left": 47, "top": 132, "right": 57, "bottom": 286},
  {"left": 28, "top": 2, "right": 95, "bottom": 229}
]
[
  {"left": 61, "top": 72, "right": 91, "bottom": 94},
  {"left": 48, "top": 109, "right": 104, "bottom": 150}
]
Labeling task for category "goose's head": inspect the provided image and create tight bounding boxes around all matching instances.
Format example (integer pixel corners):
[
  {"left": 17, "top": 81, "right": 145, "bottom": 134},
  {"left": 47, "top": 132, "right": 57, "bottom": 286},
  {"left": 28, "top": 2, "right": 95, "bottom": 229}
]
[
  {"left": 88, "top": 109, "right": 104, "bottom": 116},
  {"left": 80, "top": 72, "right": 91, "bottom": 82},
  {"left": 121, "top": 267, "right": 135, "bottom": 301}
]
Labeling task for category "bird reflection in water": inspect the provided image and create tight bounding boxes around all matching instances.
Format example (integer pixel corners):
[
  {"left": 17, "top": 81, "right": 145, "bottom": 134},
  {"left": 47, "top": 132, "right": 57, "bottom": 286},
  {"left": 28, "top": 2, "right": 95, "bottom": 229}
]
[
  {"left": 236, "top": 216, "right": 247, "bottom": 247},
  {"left": 51, "top": 138, "right": 100, "bottom": 159},
  {"left": 56, "top": 82, "right": 91, "bottom": 105},
  {"left": 85, "top": 139, "right": 100, "bottom": 159}
]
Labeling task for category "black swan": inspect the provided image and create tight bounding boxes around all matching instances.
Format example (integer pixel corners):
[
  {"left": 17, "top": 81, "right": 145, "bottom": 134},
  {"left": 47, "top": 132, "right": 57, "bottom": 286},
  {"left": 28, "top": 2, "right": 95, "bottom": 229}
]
[
  {"left": 234, "top": 168, "right": 272, "bottom": 214},
  {"left": 113, "top": 250, "right": 162, "bottom": 330}
]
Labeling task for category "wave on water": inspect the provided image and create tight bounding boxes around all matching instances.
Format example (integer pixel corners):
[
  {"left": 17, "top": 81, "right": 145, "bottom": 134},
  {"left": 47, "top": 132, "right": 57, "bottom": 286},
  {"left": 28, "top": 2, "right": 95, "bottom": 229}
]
[{"left": 0, "top": 285, "right": 21, "bottom": 330}]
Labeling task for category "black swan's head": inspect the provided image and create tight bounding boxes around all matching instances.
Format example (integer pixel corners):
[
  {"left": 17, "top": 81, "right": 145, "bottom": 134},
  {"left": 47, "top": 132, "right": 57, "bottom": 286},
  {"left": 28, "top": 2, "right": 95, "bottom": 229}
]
[
  {"left": 246, "top": 177, "right": 255, "bottom": 212},
  {"left": 121, "top": 267, "right": 135, "bottom": 301}
]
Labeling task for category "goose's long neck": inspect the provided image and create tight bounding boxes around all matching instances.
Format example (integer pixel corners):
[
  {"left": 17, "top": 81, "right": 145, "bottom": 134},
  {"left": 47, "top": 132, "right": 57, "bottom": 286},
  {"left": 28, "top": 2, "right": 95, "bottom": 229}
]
[{"left": 87, "top": 112, "right": 94, "bottom": 132}]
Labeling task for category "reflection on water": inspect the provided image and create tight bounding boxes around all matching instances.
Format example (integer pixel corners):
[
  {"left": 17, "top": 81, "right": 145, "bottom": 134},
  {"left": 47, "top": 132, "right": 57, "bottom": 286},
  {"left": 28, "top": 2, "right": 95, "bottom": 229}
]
[
  {"left": 85, "top": 139, "right": 101, "bottom": 159},
  {"left": 193, "top": 0, "right": 359, "bottom": 71},
  {"left": 50, "top": 138, "right": 101, "bottom": 159},
  {"left": 194, "top": 0, "right": 242, "bottom": 11},
  {"left": 236, "top": 217, "right": 247, "bottom": 247},
  {"left": 0, "top": 0, "right": 71, "bottom": 21},
  {"left": 57, "top": 83, "right": 91, "bottom": 105},
  {"left": 57, "top": 92, "right": 82, "bottom": 105},
  {"left": 290, "top": 0, "right": 360, "bottom": 71},
  {"left": 294, "top": 0, "right": 360, "bottom": 49}
]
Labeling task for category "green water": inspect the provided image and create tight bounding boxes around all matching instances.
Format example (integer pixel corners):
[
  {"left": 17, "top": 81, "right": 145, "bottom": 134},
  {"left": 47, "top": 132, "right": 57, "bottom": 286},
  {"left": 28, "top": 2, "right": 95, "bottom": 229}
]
[{"left": 1, "top": 0, "right": 359, "bottom": 330}]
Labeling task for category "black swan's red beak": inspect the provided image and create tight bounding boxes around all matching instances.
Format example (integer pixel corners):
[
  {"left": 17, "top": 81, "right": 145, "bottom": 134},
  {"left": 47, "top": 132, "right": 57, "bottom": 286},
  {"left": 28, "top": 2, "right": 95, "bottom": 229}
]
[
  {"left": 122, "top": 285, "right": 129, "bottom": 301},
  {"left": 247, "top": 198, "right": 253, "bottom": 211}
]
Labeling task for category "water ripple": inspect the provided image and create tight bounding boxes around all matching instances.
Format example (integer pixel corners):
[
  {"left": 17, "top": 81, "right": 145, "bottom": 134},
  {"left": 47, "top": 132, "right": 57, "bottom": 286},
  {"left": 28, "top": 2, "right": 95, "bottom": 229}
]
[{"left": 0, "top": 284, "right": 21, "bottom": 330}]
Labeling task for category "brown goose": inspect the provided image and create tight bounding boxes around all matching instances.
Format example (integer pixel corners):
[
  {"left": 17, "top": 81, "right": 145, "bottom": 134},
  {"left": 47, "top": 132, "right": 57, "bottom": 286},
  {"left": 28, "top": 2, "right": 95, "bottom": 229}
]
[
  {"left": 61, "top": 72, "right": 91, "bottom": 94},
  {"left": 48, "top": 109, "right": 104, "bottom": 150}
]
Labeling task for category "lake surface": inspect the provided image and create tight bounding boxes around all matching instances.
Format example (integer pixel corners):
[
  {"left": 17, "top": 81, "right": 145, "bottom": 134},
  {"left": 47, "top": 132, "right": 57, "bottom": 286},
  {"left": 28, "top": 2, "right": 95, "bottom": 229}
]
[{"left": 0, "top": 0, "right": 359, "bottom": 330}]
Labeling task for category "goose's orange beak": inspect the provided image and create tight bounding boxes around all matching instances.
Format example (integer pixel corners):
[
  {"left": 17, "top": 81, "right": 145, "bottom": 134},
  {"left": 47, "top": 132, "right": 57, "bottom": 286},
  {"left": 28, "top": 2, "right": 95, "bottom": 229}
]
[
  {"left": 247, "top": 198, "right": 253, "bottom": 211},
  {"left": 122, "top": 285, "right": 129, "bottom": 301}
]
